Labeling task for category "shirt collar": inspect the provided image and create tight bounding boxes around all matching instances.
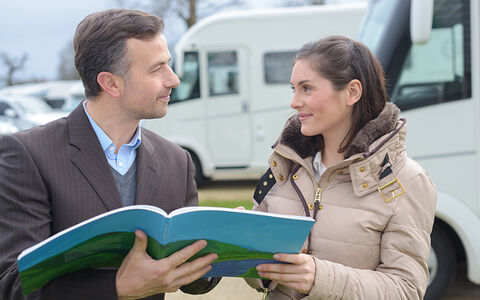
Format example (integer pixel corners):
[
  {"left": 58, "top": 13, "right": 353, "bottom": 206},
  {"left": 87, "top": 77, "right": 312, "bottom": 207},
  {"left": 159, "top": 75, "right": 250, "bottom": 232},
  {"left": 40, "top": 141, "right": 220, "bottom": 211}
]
[
  {"left": 82, "top": 100, "right": 141, "bottom": 152},
  {"left": 313, "top": 151, "right": 327, "bottom": 181}
]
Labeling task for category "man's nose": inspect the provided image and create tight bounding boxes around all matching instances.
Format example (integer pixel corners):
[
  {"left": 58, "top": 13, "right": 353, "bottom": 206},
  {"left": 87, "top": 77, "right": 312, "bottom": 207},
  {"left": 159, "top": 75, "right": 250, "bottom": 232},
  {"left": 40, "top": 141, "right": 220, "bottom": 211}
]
[{"left": 165, "top": 67, "right": 180, "bottom": 89}]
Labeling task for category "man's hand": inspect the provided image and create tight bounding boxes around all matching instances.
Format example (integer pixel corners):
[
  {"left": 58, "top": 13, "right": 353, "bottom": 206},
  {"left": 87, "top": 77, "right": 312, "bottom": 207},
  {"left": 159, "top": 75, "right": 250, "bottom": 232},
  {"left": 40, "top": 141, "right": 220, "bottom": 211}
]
[
  {"left": 116, "top": 230, "right": 217, "bottom": 299},
  {"left": 256, "top": 253, "right": 315, "bottom": 295}
]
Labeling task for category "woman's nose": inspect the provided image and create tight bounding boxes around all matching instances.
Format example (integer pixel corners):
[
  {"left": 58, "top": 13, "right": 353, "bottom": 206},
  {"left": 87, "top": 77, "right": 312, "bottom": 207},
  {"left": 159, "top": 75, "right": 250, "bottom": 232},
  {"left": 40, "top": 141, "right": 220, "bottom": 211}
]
[{"left": 290, "top": 94, "right": 302, "bottom": 110}]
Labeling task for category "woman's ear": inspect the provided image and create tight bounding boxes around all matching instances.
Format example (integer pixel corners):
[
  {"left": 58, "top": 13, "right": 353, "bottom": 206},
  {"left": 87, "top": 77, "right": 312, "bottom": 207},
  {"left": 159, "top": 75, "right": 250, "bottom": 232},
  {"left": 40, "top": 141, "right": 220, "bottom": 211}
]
[
  {"left": 97, "top": 71, "right": 122, "bottom": 98},
  {"left": 346, "top": 79, "right": 362, "bottom": 106}
]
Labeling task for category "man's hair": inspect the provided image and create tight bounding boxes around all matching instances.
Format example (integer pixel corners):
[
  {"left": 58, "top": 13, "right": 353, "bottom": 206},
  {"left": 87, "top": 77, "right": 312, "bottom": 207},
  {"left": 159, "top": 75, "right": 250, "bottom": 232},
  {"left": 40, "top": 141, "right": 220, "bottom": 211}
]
[
  {"left": 73, "top": 9, "right": 164, "bottom": 97},
  {"left": 295, "top": 35, "right": 388, "bottom": 152}
]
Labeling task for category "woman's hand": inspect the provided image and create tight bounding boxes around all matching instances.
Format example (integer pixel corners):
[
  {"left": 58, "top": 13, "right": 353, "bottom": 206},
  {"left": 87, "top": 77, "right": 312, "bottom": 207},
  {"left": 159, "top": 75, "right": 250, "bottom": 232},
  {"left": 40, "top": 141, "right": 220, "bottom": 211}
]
[{"left": 256, "top": 253, "right": 315, "bottom": 295}]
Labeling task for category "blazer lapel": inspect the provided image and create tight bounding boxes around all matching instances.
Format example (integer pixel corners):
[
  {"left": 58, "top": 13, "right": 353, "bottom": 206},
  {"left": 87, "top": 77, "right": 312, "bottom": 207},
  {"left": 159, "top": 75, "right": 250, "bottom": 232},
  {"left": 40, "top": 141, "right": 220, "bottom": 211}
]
[
  {"left": 68, "top": 103, "right": 123, "bottom": 211},
  {"left": 135, "top": 133, "right": 166, "bottom": 207}
]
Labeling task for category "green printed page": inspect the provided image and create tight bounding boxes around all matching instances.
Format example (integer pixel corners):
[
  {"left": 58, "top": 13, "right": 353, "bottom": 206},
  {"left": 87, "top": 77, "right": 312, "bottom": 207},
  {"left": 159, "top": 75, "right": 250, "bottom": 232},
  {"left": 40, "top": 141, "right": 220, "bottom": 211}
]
[{"left": 18, "top": 205, "right": 314, "bottom": 295}]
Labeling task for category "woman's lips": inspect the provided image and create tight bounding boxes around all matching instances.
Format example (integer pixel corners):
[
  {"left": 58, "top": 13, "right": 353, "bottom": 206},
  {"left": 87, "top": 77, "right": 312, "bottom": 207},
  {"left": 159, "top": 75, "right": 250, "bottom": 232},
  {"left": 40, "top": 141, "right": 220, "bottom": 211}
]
[{"left": 298, "top": 113, "right": 312, "bottom": 121}]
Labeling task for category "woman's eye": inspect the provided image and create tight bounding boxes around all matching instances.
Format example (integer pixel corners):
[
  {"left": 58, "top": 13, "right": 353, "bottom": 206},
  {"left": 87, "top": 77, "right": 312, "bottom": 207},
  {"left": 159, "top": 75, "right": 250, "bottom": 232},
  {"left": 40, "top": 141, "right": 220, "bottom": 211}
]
[
  {"left": 290, "top": 85, "right": 295, "bottom": 92},
  {"left": 303, "top": 86, "right": 311, "bottom": 92}
]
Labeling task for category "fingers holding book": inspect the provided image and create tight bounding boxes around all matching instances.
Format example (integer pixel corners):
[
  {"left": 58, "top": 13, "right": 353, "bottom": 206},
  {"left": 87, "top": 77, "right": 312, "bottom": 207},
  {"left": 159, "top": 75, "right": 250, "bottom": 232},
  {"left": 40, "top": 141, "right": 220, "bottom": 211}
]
[
  {"left": 116, "top": 230, "right": 217, "bottom": 299},
  {"left": 256, "top": 253, "right": 315, "bottom": 295}
]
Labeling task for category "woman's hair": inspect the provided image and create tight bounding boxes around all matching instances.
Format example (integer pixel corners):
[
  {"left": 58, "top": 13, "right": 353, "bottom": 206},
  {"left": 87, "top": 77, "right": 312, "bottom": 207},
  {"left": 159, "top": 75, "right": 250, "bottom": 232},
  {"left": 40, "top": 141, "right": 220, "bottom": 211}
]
[
  {"left": 295, "top": 35, "right": 388, "bottom": 152},
  {"left": 73, "top": 9, "right": 164, "bottom": 97}
]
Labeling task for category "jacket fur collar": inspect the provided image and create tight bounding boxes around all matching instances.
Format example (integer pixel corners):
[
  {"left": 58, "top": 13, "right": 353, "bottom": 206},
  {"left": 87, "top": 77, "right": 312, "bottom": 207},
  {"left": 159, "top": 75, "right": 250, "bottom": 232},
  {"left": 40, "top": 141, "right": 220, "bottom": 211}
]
[{"left": 277, "top": 102, "right": 400, "bottom": 159}]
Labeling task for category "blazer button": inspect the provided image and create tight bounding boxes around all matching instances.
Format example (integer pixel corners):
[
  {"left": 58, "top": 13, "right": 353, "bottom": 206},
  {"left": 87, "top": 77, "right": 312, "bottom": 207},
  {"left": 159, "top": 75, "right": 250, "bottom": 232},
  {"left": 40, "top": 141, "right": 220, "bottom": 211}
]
[
  {"left": 278, "top": 175, "right": 284, "bottom": 181},
  {"left": 293, "top": 174, "right": 299, "bottom": 180},
  {"left": 308, "top": 203, "right": 314, "bottom": 210},
  {"left": 272, "top": 160, "right": 277, "bottom": 167}
]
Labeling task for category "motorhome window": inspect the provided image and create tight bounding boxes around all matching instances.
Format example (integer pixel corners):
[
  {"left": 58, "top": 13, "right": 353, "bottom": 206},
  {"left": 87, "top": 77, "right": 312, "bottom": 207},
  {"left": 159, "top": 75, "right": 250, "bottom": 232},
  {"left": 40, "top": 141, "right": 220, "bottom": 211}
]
[
  {"left": 391, "top": 0, "right": 471, "bottom": 111},
  {"left": 357, "top": 0, "right": 397, "bottom": 54},
  {"left": 171, "top": 52, "right": 200, "bottom": 103},
  {"left": 264, "top": 51, "right": 296, "bottom": 84},
  {"left": 207, "top": 51, "right": 239, "bottom": 96}
]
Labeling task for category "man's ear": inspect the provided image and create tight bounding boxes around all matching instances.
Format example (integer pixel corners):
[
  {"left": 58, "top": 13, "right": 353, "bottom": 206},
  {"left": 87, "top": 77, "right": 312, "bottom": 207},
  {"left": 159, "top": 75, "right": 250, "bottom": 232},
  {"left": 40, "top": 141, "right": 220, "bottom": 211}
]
[
  {"left": 346, "top": 79, "right": 362, "bottom": 106},
  {"left": 97, "top": 71, "right": 122, "bottom": 98}
]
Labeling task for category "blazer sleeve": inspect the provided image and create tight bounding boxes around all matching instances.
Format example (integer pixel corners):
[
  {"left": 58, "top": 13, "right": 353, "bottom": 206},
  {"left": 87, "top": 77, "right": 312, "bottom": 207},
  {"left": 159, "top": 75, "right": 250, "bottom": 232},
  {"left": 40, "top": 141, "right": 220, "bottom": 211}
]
[
  {"left": 0, "top": 135, "right": 52, "bottom": 300},
  {"left": 184, "top": 150, "right": 198, "bottom": 207}
]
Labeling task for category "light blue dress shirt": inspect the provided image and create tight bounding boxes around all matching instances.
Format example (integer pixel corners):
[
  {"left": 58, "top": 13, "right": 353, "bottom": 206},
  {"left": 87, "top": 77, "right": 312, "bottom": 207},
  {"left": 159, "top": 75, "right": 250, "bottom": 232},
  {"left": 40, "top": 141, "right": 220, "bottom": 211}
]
[{"left": 83, "top": 101, "right": 141, "bottom": 175}]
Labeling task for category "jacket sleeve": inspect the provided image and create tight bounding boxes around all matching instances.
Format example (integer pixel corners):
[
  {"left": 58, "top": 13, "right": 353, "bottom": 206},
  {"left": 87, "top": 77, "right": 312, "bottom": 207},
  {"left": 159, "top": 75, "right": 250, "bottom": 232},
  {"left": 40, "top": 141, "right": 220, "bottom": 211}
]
[
  {"left": 304, "top": 172, "right": 436, "bottom": 300},
  {"left": 0, "top": 135, "right": 52, "bottom": 300}
]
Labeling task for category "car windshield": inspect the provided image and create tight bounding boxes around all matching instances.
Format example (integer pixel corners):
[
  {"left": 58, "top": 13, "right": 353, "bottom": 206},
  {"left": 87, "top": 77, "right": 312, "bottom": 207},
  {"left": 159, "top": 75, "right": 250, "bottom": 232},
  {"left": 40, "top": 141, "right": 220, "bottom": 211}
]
[
  {"left": 357, "top": 0, "right": 398, "bottom": 55},
  {"left": 12, "top": 96, "right": 53, "bottom": 114}
]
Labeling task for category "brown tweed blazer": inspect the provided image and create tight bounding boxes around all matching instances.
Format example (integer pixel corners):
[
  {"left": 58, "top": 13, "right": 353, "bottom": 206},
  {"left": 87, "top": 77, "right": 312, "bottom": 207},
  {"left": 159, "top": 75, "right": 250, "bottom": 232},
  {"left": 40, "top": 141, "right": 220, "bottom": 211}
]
[{"left": 0, "top": 104, "right": 200, "bottom": 300}]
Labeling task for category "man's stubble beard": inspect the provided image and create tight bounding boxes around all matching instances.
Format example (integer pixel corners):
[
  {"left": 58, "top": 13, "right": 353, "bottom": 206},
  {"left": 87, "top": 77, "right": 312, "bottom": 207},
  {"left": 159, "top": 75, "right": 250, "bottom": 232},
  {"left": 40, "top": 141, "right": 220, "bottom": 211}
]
[{"left": 121, "top": 81, "right": 167, "bottom": 121}]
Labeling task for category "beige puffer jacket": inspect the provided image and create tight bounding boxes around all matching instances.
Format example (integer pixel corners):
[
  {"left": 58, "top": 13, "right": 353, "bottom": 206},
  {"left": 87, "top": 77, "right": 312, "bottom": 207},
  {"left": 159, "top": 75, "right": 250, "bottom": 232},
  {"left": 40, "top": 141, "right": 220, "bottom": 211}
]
[{"left": 246, "top": 103, "right": 437, "bottom": 299}]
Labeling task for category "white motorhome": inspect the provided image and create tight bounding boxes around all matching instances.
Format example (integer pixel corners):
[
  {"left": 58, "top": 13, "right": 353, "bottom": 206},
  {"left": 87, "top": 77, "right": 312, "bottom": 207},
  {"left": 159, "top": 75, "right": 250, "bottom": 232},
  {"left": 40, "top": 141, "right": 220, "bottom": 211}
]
[
  {"left": 143, "top": 3, "right": 367, "bottom": 183},
  {"left": 357, "top": 0, "right": 479, "bottom": 299}
]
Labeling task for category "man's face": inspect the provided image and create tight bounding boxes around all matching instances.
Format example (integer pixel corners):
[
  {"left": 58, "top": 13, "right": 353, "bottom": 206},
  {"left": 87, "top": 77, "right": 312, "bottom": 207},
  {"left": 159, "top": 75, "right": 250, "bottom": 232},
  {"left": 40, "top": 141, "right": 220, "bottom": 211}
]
[{"left": 119, "top": 34, "right": 180, "bottom": 121}]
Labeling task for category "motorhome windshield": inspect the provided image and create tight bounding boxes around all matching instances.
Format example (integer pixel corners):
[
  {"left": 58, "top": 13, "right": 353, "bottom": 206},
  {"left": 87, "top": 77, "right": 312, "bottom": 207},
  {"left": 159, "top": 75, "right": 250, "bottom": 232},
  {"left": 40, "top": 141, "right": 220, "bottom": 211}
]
[{"left": 357, "top": 0, "right": 398, "bottom": 54}]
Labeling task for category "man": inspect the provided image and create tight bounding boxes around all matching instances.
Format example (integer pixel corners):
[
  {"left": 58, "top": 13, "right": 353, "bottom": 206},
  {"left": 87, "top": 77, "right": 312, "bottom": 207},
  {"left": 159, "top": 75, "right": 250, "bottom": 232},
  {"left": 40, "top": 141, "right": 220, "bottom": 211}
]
[{"left": 0, "top": 9, "right": 219, "bottom": 299}]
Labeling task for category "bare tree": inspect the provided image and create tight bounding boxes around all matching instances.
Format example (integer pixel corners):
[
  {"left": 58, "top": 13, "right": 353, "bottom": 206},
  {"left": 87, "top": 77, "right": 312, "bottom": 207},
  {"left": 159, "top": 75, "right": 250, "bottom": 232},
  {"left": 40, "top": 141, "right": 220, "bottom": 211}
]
[
  {"left": 115, "top": 0, "right": 244, "bottom": 29},
  {"left": 0, "top": 52, "right": 28, "bottom": 86},
  {"left": 57, "top": 41, "right": 80, "bottom": 80}
]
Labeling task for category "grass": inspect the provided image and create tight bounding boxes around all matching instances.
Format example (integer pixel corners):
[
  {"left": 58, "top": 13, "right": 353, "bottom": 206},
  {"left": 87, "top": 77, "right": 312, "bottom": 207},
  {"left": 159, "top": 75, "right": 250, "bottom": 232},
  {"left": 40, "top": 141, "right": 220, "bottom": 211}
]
[{"left": 199, "top": 199, "right": 253, "bottom": 210}]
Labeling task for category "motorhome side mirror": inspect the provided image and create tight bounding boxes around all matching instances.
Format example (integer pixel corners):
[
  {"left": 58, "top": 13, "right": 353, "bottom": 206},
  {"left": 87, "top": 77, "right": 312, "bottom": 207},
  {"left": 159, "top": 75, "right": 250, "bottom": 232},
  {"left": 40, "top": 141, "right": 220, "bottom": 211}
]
[
  {"left": 4, "top": 108, "right": 18, "bottom": 118},
  {"left": 410, "top": 0, "right": 434, "bottom": 44}
]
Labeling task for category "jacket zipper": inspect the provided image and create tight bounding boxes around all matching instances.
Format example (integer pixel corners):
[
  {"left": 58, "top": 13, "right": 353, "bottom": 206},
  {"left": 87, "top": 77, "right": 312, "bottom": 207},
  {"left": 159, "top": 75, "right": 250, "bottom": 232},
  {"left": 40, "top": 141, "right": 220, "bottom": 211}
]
[
  {"left": 261, "top": 288, "right": 270, "bottom": 300},
  {"left": 274, "top": 148, "right": 338, "bottom": 215},
  {"left": 313, "top": 166, "right": 338, "bottom": 216}
]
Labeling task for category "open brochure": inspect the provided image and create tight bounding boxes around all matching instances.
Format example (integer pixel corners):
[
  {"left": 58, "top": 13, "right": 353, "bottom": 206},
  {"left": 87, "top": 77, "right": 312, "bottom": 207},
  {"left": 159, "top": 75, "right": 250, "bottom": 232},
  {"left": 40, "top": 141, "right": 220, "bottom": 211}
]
[{"left": 17, "top": 205, "right": 314, "bottom": 295}]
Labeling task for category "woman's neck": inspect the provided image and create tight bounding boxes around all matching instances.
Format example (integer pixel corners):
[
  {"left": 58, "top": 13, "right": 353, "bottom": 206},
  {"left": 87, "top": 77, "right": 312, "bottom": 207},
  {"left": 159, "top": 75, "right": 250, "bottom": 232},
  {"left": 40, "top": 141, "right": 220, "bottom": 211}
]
[{"left": 321, "top": 131, "right": 349, "bottom": 168}]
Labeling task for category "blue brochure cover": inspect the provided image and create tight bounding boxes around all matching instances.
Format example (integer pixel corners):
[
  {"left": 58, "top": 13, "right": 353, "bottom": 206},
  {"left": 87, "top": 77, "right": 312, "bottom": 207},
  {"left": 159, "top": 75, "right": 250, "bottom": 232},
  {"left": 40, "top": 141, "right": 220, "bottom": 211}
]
[{"left": 17, "top": 205, "right": 314, "bottom": 295}]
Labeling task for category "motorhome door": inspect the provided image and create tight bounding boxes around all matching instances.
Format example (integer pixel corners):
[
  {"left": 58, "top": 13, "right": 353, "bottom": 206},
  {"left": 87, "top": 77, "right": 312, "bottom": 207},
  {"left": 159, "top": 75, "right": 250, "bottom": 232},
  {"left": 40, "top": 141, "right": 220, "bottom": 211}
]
[{"left": 204, "top": 47, "right": 251, "bottom": 169}]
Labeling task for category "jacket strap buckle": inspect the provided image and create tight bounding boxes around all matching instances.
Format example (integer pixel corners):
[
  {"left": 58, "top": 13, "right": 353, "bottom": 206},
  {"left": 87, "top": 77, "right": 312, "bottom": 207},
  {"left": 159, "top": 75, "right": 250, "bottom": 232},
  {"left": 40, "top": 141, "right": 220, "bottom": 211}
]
[{"left": 378, "top": 177, "right": 405, "bottom": 202}]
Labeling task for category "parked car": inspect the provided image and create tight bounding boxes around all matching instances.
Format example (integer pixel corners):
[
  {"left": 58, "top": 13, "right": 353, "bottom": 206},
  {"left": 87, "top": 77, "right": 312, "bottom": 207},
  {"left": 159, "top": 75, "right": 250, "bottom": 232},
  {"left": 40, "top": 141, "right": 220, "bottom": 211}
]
[
  {"left": 0, "top": 80, "right": 84, "bottom": 110},
  {"left": 0, "top": 119, "right": 18, "bottom": 137},
  {"left": 0, "top": 94, "right": 67, "bottom": 131},
  {"left": 60, "top": 81, "right": 85, "bottom": 112}
]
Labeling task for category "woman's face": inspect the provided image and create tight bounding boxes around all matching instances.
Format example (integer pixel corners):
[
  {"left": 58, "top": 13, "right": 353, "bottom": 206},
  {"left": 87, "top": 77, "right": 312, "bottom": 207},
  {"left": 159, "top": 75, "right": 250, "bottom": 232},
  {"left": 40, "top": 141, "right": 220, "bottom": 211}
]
[{"left": 290, "top": 59, "right": 355, "bottom": 139}]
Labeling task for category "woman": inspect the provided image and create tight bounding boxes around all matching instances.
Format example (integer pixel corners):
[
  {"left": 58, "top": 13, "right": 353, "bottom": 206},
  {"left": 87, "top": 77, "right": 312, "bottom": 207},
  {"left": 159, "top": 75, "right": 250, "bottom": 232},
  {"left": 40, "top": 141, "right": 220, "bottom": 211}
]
[{"left": 246, "top": 36, "right": 436, "bottom": 299}]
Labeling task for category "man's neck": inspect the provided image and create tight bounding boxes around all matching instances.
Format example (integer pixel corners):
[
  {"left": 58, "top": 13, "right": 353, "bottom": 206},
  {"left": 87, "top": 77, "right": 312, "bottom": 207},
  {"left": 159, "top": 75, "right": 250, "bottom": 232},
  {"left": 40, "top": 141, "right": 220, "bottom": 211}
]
[{"left": 85, "top": 97, "right": 139, "bottom": 153}]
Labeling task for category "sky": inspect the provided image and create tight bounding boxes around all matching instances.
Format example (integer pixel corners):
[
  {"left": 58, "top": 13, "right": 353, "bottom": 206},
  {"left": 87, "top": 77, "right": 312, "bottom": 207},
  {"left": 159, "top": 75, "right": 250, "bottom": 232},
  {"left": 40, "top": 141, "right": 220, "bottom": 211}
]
[{"left": 0, "top": 0, "right": 365, "bottom": 83}]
